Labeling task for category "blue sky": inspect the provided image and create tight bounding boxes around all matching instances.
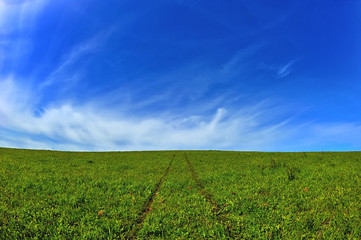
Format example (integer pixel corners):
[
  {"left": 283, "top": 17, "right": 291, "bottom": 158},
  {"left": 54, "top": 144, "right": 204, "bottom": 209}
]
[{"left": 0, "top": 0, "right": 360, "bottom": 151}]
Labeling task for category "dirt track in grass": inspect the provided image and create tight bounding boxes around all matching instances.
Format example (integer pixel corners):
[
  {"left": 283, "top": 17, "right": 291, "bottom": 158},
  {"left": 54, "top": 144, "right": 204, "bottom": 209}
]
[{"left": 127, "top": 154, "right": 176, "bottom": 239}]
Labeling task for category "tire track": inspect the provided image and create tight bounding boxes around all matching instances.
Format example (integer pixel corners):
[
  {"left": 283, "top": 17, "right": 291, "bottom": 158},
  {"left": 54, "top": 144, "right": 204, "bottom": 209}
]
[
  {"left": 184, "top": 153, "right": 235, "bottom": 238},
  {"left": 184, "top": 153, "right": 220, "bottom": 210},
  {"left": 127, "top": 153, "right": 176, "bottom": 239}
]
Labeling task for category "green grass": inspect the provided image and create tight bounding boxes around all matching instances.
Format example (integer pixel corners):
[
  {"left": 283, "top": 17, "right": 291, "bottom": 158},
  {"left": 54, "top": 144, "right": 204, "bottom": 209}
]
[{"left": 1, "top": 148, "right": 360, "bottom": 239}]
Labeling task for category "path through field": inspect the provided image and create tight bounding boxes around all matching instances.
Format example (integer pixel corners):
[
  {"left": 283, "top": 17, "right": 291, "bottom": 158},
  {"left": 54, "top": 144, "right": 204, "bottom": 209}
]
[
  {"left": 127, "top": 154, "right": 175, "bottom": 239},
  {"left": 132, "top": 153, "right": 234, "bottom": 239}
]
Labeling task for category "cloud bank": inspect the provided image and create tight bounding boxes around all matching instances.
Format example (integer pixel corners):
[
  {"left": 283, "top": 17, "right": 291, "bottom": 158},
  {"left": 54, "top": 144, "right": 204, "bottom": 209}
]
[
  {"left": 0, "top": 78, "right": 290, "bottom": 151},
  {"left": 1, "top": 78, "right": 360, "bottom": 151}
]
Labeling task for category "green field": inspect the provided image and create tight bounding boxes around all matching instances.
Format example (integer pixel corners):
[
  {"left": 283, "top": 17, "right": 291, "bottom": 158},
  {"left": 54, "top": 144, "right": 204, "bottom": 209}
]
[{"left": 1, "top": 148, "right": 360, "bottom": 239}]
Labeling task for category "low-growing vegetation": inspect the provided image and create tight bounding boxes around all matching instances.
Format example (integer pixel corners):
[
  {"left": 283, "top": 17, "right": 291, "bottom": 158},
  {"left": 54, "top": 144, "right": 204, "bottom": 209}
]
[{"left": 1, "top": 148, "right": 360, "bottom": 239}]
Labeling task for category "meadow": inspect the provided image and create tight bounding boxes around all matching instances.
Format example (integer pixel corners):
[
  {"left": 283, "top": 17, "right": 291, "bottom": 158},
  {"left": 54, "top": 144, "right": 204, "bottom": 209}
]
[{"left": 0, "top": 148, "right": 360, "bottom": 239}]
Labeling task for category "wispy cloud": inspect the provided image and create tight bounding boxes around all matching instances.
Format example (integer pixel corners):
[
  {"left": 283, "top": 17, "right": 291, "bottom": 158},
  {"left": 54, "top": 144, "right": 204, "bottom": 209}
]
[
  {"left": 258, "top": 58, "right": 298, "bottom": 79},
  {"left": 0, "top": 78, "right": 298, "bottom": 151},
  {"left": 0, "top": 1, "right": 20, "bottom": 34},
  {"left": 0, "top": 0, "right": 47, "bottom": 76},
  {"left": 1, "top": 57, "right": 360, "bottom": 151},
  {"left": 276, "top": 59, "right": 298, "bottom": 78},
  {"left": 221, "top": 43, "right": 265, "bottom": 77},
  {"left": 0, "top": 0, "right": 46, "bottom": 36},
  {"left": 39, "top": 27, "right": 116, "bottom": 90}
]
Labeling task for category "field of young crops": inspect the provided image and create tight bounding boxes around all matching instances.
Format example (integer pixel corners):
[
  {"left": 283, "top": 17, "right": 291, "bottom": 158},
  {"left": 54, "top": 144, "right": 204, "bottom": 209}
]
[{"left": 1, "top": 148, "right": 360, "bottom": 239}]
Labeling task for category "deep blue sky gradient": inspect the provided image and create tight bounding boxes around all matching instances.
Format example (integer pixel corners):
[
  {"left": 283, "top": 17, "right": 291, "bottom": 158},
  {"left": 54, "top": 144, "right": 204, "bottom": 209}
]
[{"left": 0, "top": 0, "right": 360, "bottom": 151}]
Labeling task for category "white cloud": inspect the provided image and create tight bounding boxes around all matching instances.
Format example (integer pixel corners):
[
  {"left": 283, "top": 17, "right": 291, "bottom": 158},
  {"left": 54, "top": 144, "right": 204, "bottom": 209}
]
[
  {"left": 276, "top": 59, "right": 298, "bottom": 78},
  {"left": 39, "top": 26, "right": 117, "bottom": 90},
  {"left": 0, "top": 0, "right": 47, "bottom": 75},
  {"left": 0, "top": 0, "right": 46, "bottom": 34},
  {"left": 0, "top": 78, "right": 298, "bottom": 151},
  {"left": 0, "top": 77, "right": 34, "bottom": 121},
  {"left": 1, "top": 78, "right": 360, "bottom": 152},
  {"left": 221, "top": 44, "right": 265, "bottom": 77},
  {"left": 0, "top": 1, "right": 19, "bottom": 34}
]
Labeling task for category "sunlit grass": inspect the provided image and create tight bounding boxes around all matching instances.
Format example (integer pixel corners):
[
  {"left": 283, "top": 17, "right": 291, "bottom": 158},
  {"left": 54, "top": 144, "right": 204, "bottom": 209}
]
[{"left": 1, "top": 148, "right": 360, "bottom": 239}]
